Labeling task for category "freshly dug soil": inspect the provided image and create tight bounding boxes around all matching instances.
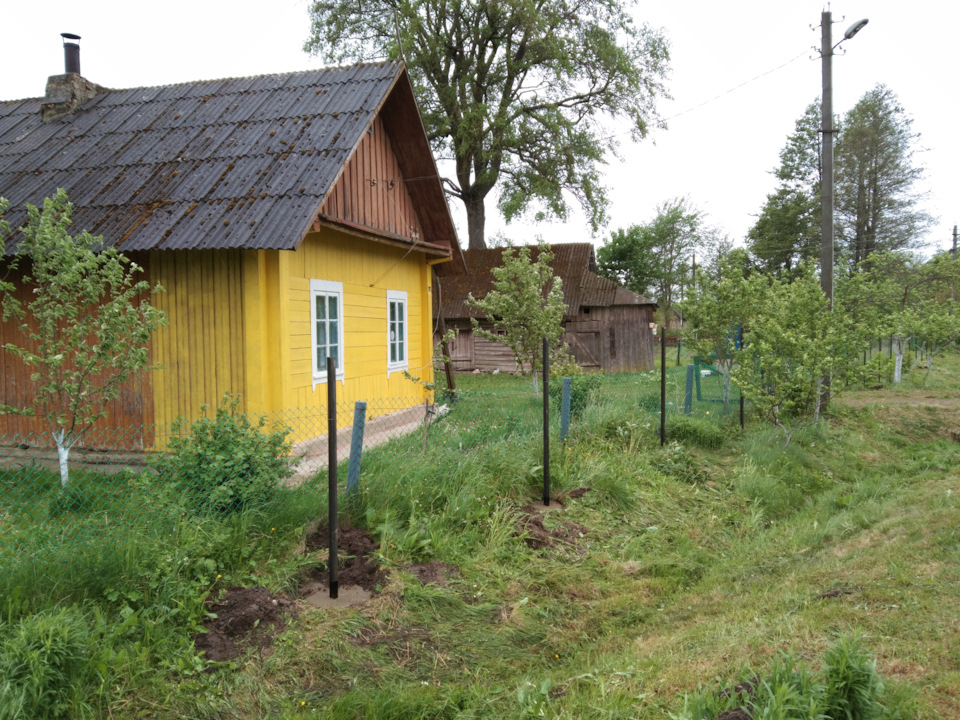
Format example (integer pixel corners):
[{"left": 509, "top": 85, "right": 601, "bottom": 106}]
[
  {"left": 194, "top": 586, "right": 295, "bottom": 662},
  {"left": 303, "top": 525, "right": 385, "bottom": 593}
]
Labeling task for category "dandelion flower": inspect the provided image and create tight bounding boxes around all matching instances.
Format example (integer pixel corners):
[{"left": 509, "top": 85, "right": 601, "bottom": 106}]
[{"left": 217, "top": 574, "right": 222, "bottom": 579}]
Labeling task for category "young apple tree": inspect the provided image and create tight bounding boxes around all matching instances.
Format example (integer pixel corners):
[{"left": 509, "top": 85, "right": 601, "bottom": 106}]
[
  {"left": 467, "top": 244, "right": 566, "bottom": 396},
  {"left": 731, "top": 267, "right": 866, "bottom": 445},
  {"left": 680, "top": 249, "right": 761, "bottom": 414},
  {"left": 0, "top": 191, "right": 167, "bottom": 488}
]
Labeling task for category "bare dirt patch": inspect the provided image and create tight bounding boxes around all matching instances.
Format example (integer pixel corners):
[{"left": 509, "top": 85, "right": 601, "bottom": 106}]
[
  {"left": 302, "top": 525, "right": 386, "bottom": 594},
  {"left": 194, "top": 586, "right": 295, "bottom": 662}
]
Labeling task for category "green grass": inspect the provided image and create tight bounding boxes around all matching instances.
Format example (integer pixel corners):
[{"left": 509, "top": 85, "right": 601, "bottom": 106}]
[{"left": 3, "top": 355, "right": 960, "bottom": 717}]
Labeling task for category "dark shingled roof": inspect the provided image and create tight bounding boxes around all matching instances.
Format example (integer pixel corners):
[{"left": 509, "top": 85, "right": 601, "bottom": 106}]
[
  {"left": 0, "top": 62, "right": 430, "bottom": 254},
  {"left": 435, "top": 243, "right": 655, "bottom": 322}
]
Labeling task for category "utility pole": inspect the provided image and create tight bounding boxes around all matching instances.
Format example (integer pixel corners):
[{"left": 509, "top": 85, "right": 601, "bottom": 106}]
[
  {"left": 820, "top": 10, "right": 834, "bottom": 308},
  {"left": 953, "top": 224, "right": 957, "bottom": 302}
]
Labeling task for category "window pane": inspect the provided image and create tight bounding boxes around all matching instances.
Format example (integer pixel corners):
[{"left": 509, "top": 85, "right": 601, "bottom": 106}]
[
  {"left": 390, "top": 301, "right": 396, "bottom": 323},
  {"left": 328, "top": 297, "right": 338, "bottom": 320},
  {"left": 399, "top": 340, "right": 405, "bottom": 361},
  {"left": 316, "top": 295, "right": 326, "bottom": 320},
  {"left": 331, "top": 344, "right": 339, "bottom": 369},
  {"left": 317, "top": 320, "right": 326, "bottom": 346}
]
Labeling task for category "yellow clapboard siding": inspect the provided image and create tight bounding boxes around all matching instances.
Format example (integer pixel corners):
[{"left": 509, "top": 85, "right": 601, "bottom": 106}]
[
  {"left": 149, "top": 249, "right": 249, "bottom": 435},
  {"left": 268, "top": 225, "right": 433, "bottom": 440}
]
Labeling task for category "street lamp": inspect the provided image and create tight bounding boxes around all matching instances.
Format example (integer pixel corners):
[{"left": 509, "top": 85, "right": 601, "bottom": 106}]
[{"left": 820, "top": 12, "right": 868, "bottom": 307}]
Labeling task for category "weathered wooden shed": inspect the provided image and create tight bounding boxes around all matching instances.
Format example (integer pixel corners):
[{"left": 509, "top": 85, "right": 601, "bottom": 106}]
[{"left": 434, "top": 244, "right": 657, "bottom": 374}]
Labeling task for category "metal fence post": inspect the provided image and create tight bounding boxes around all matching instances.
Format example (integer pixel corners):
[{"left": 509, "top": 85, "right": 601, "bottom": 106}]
[
  {"left": 560, "top": 377, "right": 572, "bottom": 443},
  {"left": 327, "top": 357, "right": 338, "bottom": 599},
  {"left": 542, "top": 338, "right": 550, "bottom": 507},
  {"left": 346, "top": 401, "right": 366, "bottom": 494},
  {"left": 660, "top": 332, "right": 666, "bottom": 446},
  {"left": 684, "top": 364, "right": 694, "bottom": 415}
]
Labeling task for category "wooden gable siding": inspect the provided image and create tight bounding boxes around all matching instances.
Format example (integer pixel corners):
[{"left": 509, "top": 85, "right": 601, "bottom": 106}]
[
  {"left": 148, "top": 249, "right": 248, "bottom": 434},
  {"left": 0, "top": 260, "right": 155, "bottom": 449},
  {"left": 318, "top": 115, "right": 425, "bottom": 243}
]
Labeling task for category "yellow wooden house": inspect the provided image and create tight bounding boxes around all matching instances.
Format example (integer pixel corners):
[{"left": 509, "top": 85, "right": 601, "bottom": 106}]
[{"left": 0, "top": 59, "right": 462, "bottom": 446}]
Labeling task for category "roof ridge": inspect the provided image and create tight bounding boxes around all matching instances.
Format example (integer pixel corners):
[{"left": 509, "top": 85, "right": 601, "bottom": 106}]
[{"left": 2, "top": 61, "right": 402, "bottom": 103}]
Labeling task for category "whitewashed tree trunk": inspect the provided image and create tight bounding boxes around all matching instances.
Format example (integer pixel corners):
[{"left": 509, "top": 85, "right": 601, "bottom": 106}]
[
  {"left": 814, "top": 377, "right": 822, "bottom": 423},
  {"left": 53, "top": 428, "right": 75, "bottom": 488},
  {"left": 893, "top": 336, "right": 905, "bottom": 384}
]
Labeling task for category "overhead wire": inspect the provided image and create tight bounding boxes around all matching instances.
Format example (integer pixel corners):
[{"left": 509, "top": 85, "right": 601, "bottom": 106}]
[{"left": 390, "top": 47, "right": 815, "bottom": 186}]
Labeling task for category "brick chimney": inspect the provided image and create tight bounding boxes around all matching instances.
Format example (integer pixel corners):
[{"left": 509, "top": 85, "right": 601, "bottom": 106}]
[{"left": 41, "top": 33, "right": 104, "bottom": 123}]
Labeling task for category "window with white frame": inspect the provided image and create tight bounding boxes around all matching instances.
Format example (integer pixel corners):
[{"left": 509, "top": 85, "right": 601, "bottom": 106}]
[
  {"left": 310, "top": 279, "right": 344, "bottom": 386},
  {"left": 386, "top": 290, "right": 408, "bottom": 375}
]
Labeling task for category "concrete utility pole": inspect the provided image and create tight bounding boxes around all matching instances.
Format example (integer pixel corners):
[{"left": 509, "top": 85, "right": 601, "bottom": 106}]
[
  {"left": 953, "top": 224, "right": 957, "bottom": 301},
  {"left": 821, "top": 11, "right": 835, "bottom": 307},
  {"left": 820, "top": 13, "right": 869, "bottom": 306}
]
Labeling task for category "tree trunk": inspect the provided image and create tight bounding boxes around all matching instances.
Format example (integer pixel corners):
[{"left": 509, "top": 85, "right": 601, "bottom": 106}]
[
  {"left": 464, "top": 194, "right": 487, "bottom": 250},
  {"left": 53, "top": 428, "right": 73, "bottom": 489},
  {"left": 893, "top": 336, "right": 905, "bottom": 384}
]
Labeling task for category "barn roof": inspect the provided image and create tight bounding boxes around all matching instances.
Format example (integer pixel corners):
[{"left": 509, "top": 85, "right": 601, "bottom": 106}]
[
  {"left": 435, "top": 243, "right": 655, "bottom": 322},
  {"left": 0, "top": 62, "right": 459, "bottom": 258}
]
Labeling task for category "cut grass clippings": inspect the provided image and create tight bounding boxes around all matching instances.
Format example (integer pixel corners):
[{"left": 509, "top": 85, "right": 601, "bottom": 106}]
[{"left": 3, "top": 355, "right": 960, "bottom": 718}]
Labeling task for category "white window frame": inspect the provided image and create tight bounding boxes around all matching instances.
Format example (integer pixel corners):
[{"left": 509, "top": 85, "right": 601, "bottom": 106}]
[
  {"left": 310, "top": 279, "right": 345, "bottom": 388},
  {"left": 386, "top": 290, "right": 408, "bottom": 376}
]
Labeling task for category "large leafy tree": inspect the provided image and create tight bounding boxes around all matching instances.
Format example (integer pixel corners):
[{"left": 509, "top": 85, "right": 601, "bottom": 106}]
[
  {"left": 597, "top": 197, "right": 700, "bottom": 319},
  {"left": 0, "top": 191, "right": 167, "bottom": 488},
  {"left": 747, "top": 102, "right": 821, "bottom": 276},
  {"left": 305, "top": 0, "right": 670, "bottom": 249},
  {"left": 836, "top": 84, "right": 933, "bottom": 265}
]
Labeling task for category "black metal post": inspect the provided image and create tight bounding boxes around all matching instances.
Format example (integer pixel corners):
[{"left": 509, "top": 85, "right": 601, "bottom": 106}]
[
  {"left": 327, "top": 356, "right": 339, "bottom": 599},
  {"left": 542, "top": 337, "right": 550, "bottom": 506},
  {"left": 660, "top": 332, "right": 666, "bottom": 446}
]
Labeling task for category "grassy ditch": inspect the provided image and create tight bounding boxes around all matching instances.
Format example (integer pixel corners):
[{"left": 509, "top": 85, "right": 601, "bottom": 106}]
[{"left": 2, "top": 356, "right": 960, "bottom": 718}]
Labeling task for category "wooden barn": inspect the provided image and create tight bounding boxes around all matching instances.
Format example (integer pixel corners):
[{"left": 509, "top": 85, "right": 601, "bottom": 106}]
[
  {"left": 0, "top": 55, "right": 462, "bottom": 447},
  {"left": 434, "top": 244, "right": 657, "bottom": 374}
]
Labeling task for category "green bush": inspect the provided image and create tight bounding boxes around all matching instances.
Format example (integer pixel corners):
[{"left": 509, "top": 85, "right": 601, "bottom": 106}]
[
  {"left": 153, "top": 394, "right": 294, "bottom": 516},
  {"left": 0, "top": 607, "right": 97, "bottom": 720},
  {"left": 549, "top": 372, "right": 602, "bottom": 418}
]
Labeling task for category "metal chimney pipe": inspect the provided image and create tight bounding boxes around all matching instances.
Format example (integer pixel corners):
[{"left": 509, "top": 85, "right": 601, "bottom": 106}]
[{"left": 61, "top": 33, "right": 81, "bottom": 74}]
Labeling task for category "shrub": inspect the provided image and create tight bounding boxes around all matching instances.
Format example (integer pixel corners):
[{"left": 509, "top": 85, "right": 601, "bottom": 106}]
[
  {"left": 548, "top": 370, "right": 602, "bottom": 418},
  {"left": 153, "top": 394, "right": 294, "bottom": 516}
]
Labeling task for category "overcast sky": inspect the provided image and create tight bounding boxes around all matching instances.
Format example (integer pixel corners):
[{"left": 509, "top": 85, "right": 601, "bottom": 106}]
[{"left": 1, "top": 1, "right": 956, "bottom": 255}]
